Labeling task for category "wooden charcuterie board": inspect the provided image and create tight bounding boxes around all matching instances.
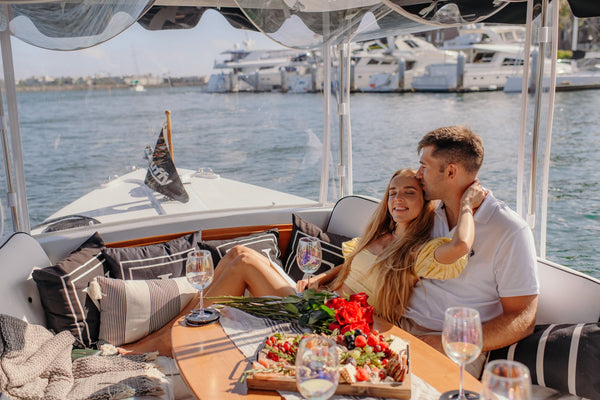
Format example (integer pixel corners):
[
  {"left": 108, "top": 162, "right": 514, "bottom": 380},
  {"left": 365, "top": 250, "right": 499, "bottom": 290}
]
[
  {"left": 246, "top": 371, "right": 411, "bottom": 399},
  {"left": 245, "top": 334, "right": 411, "bottom": 399}
]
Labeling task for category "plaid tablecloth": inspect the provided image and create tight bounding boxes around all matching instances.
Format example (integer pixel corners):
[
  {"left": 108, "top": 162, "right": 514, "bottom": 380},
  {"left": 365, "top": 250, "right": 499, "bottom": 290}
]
[{"left": 219, "top": 307, "right": 441, "bottom": 400}]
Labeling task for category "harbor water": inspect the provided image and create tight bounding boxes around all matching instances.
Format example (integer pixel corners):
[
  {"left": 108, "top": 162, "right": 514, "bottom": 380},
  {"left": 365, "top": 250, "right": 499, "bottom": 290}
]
[{"left": 6, "top": 87, "right": 600, "bottom": 279}]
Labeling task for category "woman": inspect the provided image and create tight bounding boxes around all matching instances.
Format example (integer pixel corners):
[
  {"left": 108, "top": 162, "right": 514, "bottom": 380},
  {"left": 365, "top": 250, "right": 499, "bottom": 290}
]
[{"left": 204, "top": 168, "right": 485, "bottom": 325}]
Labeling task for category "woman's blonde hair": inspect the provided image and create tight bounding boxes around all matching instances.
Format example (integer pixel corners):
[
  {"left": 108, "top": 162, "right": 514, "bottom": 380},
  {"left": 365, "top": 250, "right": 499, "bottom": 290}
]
[{"left": 327, "top": 168, "right": 435, "bottom": 324}]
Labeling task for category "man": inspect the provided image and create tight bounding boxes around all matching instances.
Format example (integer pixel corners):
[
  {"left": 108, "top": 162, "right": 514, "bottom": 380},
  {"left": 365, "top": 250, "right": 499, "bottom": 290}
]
[{"left": 402, "top": 126, "right": 539, "bottom": 375}]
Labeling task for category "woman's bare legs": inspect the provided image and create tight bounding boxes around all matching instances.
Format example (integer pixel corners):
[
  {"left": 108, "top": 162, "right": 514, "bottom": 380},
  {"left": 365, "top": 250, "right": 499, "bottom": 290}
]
[{"left": 204, "top": 245, "right": 296, "bottom": 305}]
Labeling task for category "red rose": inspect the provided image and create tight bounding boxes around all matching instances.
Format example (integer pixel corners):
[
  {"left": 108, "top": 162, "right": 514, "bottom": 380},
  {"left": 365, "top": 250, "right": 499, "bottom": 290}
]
[
  {"left": 336, "top": 301, "right": 362, "bottom": 325},
  {"left": 326, "top": 298, "right": 346, "bottom": 310},
  {"left": 349, "top": 292, "right": 369, "bottom": 307}
]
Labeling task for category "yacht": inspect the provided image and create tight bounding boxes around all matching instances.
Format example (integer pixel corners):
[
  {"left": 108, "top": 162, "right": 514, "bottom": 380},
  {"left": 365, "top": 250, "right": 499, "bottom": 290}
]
[
  {"left": 412, "top": 24, "right": 528, "bottom": 91},
  {"left": 0, "top": 2, "right": 598, "bottom": 400},
  {"left": 352, "top": 35, "right": 457, "bottom": 92},
  {"left": 206, "top": 40, "right": 319, "bottom": 92}
]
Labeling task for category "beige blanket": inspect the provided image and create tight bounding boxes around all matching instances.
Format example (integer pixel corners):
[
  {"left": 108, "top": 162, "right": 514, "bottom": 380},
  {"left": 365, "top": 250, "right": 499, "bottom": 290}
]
[{"left": 0, "top": 314, "right": 165, "bottom": 399}]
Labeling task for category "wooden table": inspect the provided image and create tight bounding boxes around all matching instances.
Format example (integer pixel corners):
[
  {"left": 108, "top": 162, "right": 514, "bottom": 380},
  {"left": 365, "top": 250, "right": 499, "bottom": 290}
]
[{"left": 171, "top": 314, "right": 482, "bottom": 399}]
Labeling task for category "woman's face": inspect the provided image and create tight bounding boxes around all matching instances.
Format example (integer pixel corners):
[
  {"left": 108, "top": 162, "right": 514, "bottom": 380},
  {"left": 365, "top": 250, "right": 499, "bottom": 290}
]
[{"left": 387, "top": 174, "right": 425, "bottom": 227}]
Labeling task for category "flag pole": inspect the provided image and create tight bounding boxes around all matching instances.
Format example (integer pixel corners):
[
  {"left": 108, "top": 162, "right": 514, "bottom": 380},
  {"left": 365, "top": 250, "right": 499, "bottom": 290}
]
[{"left": 165, "top": 110, "right": 174, "bottom": 161}]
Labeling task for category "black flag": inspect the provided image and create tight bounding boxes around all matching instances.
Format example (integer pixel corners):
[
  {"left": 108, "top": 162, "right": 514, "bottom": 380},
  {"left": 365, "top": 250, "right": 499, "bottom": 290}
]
[{"left": 144, "top": 127, "right": 189, "bottom": 203}]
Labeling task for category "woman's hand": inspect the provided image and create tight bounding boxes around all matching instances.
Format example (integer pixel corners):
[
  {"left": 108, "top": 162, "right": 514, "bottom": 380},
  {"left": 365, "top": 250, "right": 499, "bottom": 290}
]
[
  {"left": 461, "top": 181, "right": 487, "bottom": 211},
  {"left": 296, "top": 274, "right": 322, "bottom": 292}
]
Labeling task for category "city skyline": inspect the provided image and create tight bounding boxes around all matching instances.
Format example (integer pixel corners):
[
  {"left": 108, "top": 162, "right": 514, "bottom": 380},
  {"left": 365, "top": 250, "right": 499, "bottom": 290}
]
[{"left": 9, "top": 10, "right": 283, "bottom": 80}]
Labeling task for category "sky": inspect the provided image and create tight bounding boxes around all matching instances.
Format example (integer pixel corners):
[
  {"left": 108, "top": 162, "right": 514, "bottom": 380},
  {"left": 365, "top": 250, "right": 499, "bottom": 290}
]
[{"left": 10, "top": 10, "right": 284, "bottom": 80}]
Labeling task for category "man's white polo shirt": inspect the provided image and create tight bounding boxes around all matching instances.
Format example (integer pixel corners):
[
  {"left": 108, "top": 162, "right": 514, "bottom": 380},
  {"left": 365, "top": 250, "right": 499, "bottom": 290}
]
[{"left": 403, "top": 192, "right": 539, "bottom": 331}]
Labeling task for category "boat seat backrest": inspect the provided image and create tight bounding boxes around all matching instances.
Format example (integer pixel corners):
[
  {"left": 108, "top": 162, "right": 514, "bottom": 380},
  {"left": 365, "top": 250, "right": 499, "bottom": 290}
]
[
  {"left": 325, "top": 195, "right": 379, "bottom": 238},
  {"left": 535, "top": 258, "right": 600, "bottom": 324},
  {"left": 0, "top": 232, "right": 50, "bottom": 325}
]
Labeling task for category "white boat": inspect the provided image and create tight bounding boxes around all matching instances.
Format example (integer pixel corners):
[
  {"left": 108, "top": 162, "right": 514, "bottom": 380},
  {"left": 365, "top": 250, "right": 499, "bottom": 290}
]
[
  {"left": 206, "top": 39, "right": 319, "bottom": 93},
  {"left": 504, "top": 50, "right": 600, "bottom": 92},
  {"left": 352, "top": 35, "right": 457, "bottom": 92},
  {"left": 412, "top": 24, "right": 527, "bottom": 92},
  {"left": 0, "top": 2, "right": 598, "bottom": 400}
]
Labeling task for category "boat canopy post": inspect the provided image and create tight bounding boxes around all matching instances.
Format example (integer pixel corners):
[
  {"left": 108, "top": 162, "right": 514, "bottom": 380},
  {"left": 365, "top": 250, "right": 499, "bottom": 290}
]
[
  {"left": 516, "top": 0, "right": 535, "bottom": 220},
  {"left": 336, "top": 40, "right": 353, "bottom": 198},
  {"left": 518, "top": 0, "right": 560, "bottom": 258},
  {"left": 0, "top": 25, "right": 29, "bottom": 233},
  {"left": 319, "top": 42, "right": 333, "bottom": 205}
]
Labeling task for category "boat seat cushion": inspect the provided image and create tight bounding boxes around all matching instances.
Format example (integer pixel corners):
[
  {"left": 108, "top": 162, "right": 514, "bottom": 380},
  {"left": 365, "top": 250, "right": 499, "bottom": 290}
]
[
  {"left": 0, "top": 232, "right": 51, "bottom": 325},
  {"left": 325, "top": 195, "right": 379, "bottom": 239},
  {"left": 488, "top": 323, "right": 599, "bottom": 399},
  {"left": 90, "top": 276, "right": 196, "bottom": 347},
  {"left": 198, "top": 229, "right": 283, "bottom": 268},
  {"left": 32, "top": 232, "right": 107, "bottom": 348},
  {"left": 283, "top": 214, "right": 350, "bottom": 282},
  {"left": 103, "top": 231, "right": 200, "bottom": 280}
]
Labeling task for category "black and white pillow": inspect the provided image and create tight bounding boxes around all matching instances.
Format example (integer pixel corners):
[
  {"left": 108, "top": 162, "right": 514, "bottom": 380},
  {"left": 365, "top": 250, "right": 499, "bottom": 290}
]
[
  {"left": 198, "top": 229, "right": 282, "bottom": 268},
  {"left": 91, "top": 275, "right": 196, "bottom": 347},
  {"left": 487, "top": 323, "right": 599, "bottom": 399},
  {"left": 284, "top": 214, "right": 350, "bottom": 282},
  {"left": 32, "top": 232, "right": 108, "bottom": 348},
  {"left": 103, "top": 231, "right": 201, "bottom": 280}
]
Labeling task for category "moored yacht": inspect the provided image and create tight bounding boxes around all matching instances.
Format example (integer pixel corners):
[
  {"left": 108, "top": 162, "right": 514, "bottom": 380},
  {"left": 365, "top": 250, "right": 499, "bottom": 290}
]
[
  {"left": 206, "top": 39, "right": 319, "bottom": 92},
  {"left": 352, "top": 35, "right": 457, "bottom": 92},
  {"left": 412, "top": 24, "right": 527, "bottom": 91}
]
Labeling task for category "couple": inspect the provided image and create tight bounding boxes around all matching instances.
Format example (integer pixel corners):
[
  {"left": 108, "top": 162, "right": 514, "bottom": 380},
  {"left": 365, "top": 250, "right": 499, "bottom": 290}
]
[
  {"left": 205, "top": 126, "right": 539, "bottom": 373},
  {"left": 126, "top": 126, "right": 539, "bottom": 377}
]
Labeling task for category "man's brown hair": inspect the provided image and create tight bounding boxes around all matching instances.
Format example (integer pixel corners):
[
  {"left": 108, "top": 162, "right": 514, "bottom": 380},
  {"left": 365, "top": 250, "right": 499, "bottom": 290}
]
[{"left": 417, "top": 126, "right": 484, "bottom": 174}]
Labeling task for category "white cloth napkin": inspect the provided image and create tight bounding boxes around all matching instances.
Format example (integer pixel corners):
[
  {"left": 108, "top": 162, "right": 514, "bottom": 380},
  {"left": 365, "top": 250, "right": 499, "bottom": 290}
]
[{"left": 219, "top": 307, "right": 441, "bottom": 400}]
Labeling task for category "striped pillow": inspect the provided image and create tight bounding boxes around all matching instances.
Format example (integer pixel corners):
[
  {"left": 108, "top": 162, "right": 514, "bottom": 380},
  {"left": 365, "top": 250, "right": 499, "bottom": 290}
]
[
  {"left": 488, "top": 323, "right": 599, "bottom": 399},
  {"left": 91, "top": 276, "right": 196, "bottom": 346},
  {"left": 32, "top": 232, "right": 107, "bottom": 348},
  {"left": 103, "top": 231, "right": 201, "bottom": 280}
]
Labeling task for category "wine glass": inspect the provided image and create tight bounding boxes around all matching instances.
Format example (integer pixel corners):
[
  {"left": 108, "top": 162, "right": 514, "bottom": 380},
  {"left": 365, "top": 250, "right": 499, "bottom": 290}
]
[
  {"left": 296, "top": 237, "right": 322, "bottom": 290},
  {"left": 185, "top": 250, "right": 219, "bottom": 325},
  {"left": 440, "top": 306, "right": 483, "bottom": 400},
  {"left": 296, "top": 336, "right": 339, "bottom": 400},
  {"left": 481, "top": 360, "right": 532, "bottom": 400}
]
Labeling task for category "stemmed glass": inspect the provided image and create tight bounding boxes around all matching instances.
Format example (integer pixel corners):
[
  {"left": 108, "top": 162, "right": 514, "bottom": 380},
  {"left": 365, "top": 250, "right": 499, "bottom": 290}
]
[
  {"left": 296, "top": 237, "right": 322, "bottom": 290},
  {"left": 185, "top": 250, "right": 219, "bottom": 326},
  {"left": 295, "top": 336, "right": 339, "bottom": 400},
  {"left": 440, "top": 307, "right": 483, "bottom": 400},
  {"left": 481, "top": 360, "right": 532, "bottom": 400}
]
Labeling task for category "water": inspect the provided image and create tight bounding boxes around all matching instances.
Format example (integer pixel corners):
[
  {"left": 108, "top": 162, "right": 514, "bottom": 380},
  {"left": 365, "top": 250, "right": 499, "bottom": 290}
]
[{"left": 4, "top": 87, "right": 599, "bottom": 279}]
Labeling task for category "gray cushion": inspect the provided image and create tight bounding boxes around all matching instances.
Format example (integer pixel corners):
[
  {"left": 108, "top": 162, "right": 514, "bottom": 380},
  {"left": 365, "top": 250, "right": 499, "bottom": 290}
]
[
  {"left": 32, "top": 232, "right": 107, "bottom": 348},
  {"left": 103, "top": 231, "right": 201, "bottom": 280},
  {"left": 198, "top": 229, "right": 282, "bottom": 268},
  {"left": 284, "top": 214, "right": 350, "bottom": 282}
]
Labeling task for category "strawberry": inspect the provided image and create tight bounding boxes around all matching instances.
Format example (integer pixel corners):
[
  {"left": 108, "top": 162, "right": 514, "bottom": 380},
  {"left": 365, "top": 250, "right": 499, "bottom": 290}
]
[
  {"left": 367, "top": 333, "right": 379, "bottom": 347},
  {"left": 355, "top": 367, "right": 369, "bottom": 382},
  {"left": 354, "top": 335, "right": 367, "bottom": 348}
]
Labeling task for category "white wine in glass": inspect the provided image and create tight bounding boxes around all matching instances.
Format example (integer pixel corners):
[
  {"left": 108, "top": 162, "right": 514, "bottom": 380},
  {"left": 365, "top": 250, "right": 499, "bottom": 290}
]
[
  {"left": 481, "top": 360, "right": 532, "bottom": 400},
  {"left": 296, "top": 336, "right": 339, "bottom": 400},
  {"left": 440, "top": 306, "right": 483, "bottom": 400},
  {"left": 296, "top": 237, "right": 322, "bottom": 290},
  {"left": 185, "top": 250, "right": 219, "bottom": 325}
]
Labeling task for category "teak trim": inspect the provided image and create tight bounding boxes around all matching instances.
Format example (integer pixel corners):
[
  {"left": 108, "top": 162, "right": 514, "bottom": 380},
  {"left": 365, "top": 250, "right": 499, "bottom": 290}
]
[{"left": 106, "top": 224, "right": 294, "bottom": 258}]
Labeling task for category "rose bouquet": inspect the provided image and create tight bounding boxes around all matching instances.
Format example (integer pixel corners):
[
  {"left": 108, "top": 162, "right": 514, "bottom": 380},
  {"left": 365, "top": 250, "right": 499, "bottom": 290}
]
[{"left": 209, "top": 290, "right": 374, "bottom": 334}]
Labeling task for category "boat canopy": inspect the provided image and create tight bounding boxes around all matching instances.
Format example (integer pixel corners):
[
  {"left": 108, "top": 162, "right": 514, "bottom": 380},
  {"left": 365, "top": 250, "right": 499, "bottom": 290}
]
[{"left": 0, "top": 1, "right": 596, "bottom": 51}]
